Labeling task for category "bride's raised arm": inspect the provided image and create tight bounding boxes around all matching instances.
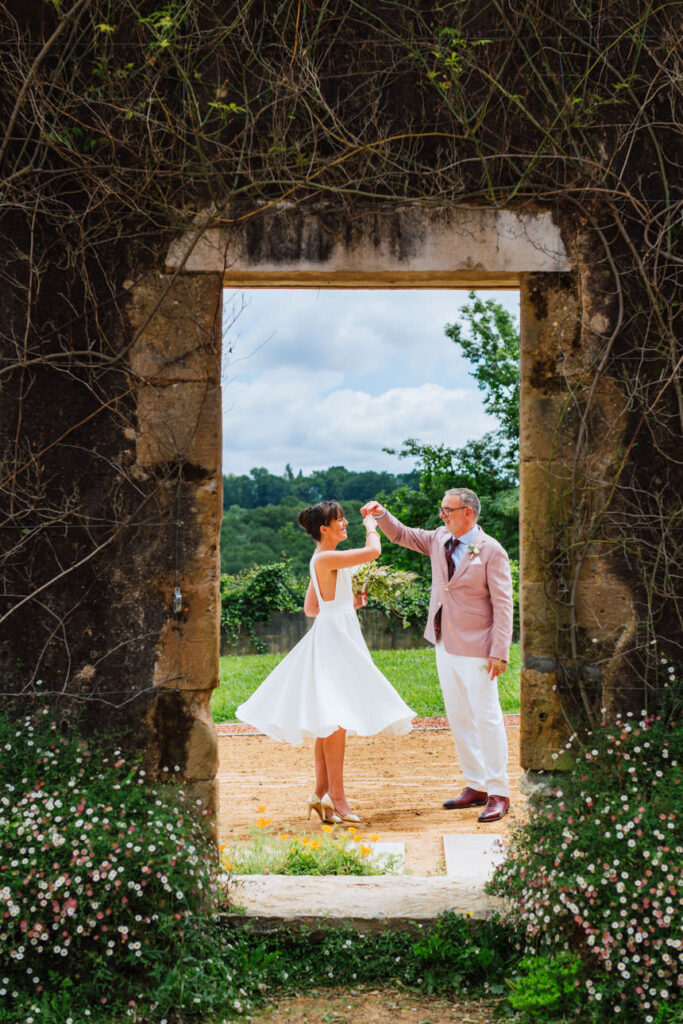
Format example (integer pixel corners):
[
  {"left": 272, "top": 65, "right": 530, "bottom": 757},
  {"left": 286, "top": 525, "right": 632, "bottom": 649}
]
[{"left": 315, "top": 515, "right": 381, "bottom": 570}]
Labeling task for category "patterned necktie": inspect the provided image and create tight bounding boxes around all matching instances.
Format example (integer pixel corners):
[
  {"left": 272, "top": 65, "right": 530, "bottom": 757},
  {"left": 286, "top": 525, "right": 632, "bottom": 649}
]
[
  {"left": 435, "top": 537, "right": 459, "bottom": 636},
  {"left": 445, "top": 535, "right": 459, "bottom": 580}
]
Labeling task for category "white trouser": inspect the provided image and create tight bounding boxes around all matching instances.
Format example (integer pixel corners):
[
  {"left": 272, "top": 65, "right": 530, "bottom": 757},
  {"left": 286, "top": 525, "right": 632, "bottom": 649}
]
[{"left": 435, "top": 640, "right": 510, "bottom": 798}]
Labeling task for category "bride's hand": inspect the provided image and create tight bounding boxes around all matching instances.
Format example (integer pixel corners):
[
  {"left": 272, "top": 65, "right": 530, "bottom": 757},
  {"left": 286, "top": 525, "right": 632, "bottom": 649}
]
[
  {"left": 363, "top": 515, "right": 377, "bottom": 530},
  {"left": 361, "top": 501, "right": 384, "bottom": 517},
  {"left": 353, "top": 592, "right": 368, "bottom": 610}
]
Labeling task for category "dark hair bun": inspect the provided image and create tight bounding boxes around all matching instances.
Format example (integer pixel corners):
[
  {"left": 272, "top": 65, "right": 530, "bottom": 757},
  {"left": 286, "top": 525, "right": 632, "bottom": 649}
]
[
  {"left": 297, "top": 501, "right": 343, "bottom": 542},
  {"left": 297, "top": 507, "right": 314, "bottom": 534}
]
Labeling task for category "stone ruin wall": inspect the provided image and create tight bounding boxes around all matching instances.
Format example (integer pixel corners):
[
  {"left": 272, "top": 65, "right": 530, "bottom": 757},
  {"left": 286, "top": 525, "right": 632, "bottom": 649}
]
[{"left": 112, "top": 204, "right": 637, "bottom": 816}]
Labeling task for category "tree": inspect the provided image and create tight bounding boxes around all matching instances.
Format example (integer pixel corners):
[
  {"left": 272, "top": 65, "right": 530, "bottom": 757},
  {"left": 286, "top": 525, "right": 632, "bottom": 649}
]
[
  {"left": 445, "top": 291, "right": 520, "bottom": 452},
  {"left": 375, "top": 295, "right": 521, "bottom": 572}
]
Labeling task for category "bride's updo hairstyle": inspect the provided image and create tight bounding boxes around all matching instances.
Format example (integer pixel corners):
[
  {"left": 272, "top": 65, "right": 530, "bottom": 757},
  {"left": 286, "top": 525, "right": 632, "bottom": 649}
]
[{"left": 297, "top": 501, "right": 344, "bottom": 541}]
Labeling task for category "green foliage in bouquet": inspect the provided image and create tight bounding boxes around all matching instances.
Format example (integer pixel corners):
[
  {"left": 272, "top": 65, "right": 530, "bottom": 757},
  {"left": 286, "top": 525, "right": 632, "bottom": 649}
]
[{"left": 352, "top": 562, "right": 429, "bottom": 626}]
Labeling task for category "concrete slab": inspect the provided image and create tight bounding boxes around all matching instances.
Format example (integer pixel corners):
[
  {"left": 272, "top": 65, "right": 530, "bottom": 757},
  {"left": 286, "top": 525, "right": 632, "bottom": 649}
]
[
  {"left": 443, "top": 833, "right": 506, "bottom": 882},
  {"left": 349, "top": 840, "right": 404, "bottom": 873},
  {"left": 229, "top": 874, "right": 506, "bottom": 925}
]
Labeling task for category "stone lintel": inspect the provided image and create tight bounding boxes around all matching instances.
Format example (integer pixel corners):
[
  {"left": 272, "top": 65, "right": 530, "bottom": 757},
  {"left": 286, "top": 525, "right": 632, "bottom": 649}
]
[{"left": 166, "top": 206, "right": 571, "bottom": 278}]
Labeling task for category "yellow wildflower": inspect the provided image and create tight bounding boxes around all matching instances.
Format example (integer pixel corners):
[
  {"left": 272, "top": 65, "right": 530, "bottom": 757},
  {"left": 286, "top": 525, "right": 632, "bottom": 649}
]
[
  {"left": 255, "top": 817, "right": 272, "bottom": 829},
  {"left": 257, "top": 805, "right": 267, "bottom": 813},
  {"left": 278, "top": 833, "right": 289, "bottom": 841},
  {"left": 321, "top": 824, "right": 333, "bottom": 834},
  {"left": 223, "top": 858, "right": 233, "bottom": 870},
  {"left": 301, "top": 836, "right": 310, "bottom": 845},
  {"left": 346, "top": 826, "right": 358, "bottom": 835},
  {"left": 370, "top": 835, "right": 380, "bottom": 842},
  {"left": 360, "top": 845, "right": 372, "bottom": 857},
  {"left": 310, "top": 839, "right": 321, "bottom": 850},
  {"left": 353, "top": 834, "right": 362, "bottom": 843}
]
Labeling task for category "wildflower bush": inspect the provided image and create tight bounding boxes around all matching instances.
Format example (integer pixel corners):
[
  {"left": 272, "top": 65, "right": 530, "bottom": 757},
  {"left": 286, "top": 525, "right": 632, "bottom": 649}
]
[
  {"left": 490, "top": 709, "right": 682, "bottom": 1022},
  {"left": 0, "top": 708, "right": 263, "bottom": 1024},
  {"left": 222, "top": 812, "right": 399, "bottom": 876}
]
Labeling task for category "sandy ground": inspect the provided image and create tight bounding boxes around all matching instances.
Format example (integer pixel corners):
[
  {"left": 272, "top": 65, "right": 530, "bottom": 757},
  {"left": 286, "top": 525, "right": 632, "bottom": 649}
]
[
  {"left": 246, "top": 988, "right": 499, "bottom": 1023},
  {"left": 216, "top": 720, "right": 524, "bottom": 874}
]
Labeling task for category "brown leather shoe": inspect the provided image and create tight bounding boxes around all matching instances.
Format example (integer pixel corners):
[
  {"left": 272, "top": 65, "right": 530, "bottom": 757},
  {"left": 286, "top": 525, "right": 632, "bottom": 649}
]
[
  {"left": 442, "top": 787, "right": 488, "bottom": 810},
  {"left": 477, "top": 795, "right": 510, "bottom": 823}
]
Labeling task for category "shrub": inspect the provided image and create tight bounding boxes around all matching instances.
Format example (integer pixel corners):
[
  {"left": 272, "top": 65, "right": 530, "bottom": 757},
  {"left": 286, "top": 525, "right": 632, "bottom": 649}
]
[
  {"left": 220, "top": 563, "right": 304, "bottom": 650},
  {"left": 236, "top": 910, "right": 522, "bottom": 997},
  {"left": 0, "top": 708, "right": 258, "bottom": 1023},
  {"left": 489, "top": 709, "right": 683, "bottom": 1022}
]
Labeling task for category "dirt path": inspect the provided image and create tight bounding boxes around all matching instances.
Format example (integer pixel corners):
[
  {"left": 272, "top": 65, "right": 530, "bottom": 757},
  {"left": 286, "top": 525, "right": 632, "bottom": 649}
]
[
  {"left": 247, "top": 988, "right": 499, "bottom": 1023},
  {"left": 216, "top": 719, "right": 524, "bottom": 874}
]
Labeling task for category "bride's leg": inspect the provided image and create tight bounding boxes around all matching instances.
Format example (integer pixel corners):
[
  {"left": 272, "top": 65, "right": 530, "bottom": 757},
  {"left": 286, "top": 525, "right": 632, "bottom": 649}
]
[
  {"left": 314, "top": 737, "right": 328, "bottom": 798},
  {"left": 323, "top": 728, "right": 353, "bottom": 817}
]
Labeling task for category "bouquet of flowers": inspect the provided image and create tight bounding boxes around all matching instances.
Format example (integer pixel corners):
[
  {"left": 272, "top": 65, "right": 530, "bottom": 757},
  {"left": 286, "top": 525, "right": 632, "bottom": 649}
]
[{"left": 351, "top": 562, "right": 419, "bottom": 607}]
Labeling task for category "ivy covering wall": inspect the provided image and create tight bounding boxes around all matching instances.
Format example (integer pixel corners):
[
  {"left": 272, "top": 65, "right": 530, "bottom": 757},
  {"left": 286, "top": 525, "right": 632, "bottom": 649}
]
[{"left": 0, "top": 1, "right": 679, "bottom": 735}]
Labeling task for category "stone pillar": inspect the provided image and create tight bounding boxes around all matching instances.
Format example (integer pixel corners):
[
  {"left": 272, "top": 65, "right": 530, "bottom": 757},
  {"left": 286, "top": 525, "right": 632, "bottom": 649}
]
[
  {"left": 519, "top": 267, "right": 636, "bottom": 787},
  {"left": 127, "top": 271, "right": 222, "bottom": 835},
  {"left": 519, "top": 273, "right": 576, "bottom": 781}
]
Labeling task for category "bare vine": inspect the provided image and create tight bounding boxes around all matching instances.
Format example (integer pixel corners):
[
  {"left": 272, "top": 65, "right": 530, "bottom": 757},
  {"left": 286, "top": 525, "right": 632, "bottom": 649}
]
[{"left": 0, "top": 0, "right": 680, "bottom": 728}]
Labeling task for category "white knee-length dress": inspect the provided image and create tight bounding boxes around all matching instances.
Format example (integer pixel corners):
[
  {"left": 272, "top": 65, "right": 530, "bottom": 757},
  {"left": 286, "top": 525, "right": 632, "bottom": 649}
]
[{"left": 235, "top": 555, "right": 415, "bottom": 744}]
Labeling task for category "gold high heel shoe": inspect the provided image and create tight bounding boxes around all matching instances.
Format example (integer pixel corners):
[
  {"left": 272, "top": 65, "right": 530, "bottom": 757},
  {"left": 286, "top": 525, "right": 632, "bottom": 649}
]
[
  {"left": 321, "top": 794, "right": 342, "bottom": 824},
  {"left": 306, "top": 793, "right": 325, "bottom": 821},
  {"left": 323, "top": 794, "right": 363, "bottom": 824}
]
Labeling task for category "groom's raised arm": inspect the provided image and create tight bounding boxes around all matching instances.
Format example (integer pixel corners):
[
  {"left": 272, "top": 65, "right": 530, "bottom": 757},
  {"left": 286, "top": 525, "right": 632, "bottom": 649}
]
[{"left": 361, "top": 502, "right": 433, "bottom": 556}]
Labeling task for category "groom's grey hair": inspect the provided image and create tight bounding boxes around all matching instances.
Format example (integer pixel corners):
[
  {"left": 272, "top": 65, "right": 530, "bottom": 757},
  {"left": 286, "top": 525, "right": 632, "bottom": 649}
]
[{"left": 444, "top": 487, "right": 480, "bottom": 519}]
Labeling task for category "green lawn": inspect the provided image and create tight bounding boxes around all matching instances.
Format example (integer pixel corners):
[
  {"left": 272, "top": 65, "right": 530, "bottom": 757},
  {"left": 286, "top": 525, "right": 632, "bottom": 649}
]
[{"left": 212, "top": 642, "right": 521, "bottom": 723}]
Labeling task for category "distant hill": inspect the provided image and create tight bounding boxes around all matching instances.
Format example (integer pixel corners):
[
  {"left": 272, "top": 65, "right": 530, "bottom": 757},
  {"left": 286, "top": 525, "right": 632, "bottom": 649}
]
[
  {"left": 220, "top": 466, "right": 419, "bottom": 575},
  {"left": 223, "top": 464, "right": 419, "bottom": 510}
]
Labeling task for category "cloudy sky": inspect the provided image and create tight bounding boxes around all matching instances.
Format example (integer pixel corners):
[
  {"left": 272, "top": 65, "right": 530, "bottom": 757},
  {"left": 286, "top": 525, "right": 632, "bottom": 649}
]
[{"left": 221, "top": 288, "right": 519, "bottom": 477}]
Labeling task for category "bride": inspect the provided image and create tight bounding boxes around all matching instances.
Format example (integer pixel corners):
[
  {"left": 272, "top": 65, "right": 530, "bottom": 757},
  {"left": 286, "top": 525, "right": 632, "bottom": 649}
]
[{"left": 235, "top": 501, "right": 415, "bottom": 824}]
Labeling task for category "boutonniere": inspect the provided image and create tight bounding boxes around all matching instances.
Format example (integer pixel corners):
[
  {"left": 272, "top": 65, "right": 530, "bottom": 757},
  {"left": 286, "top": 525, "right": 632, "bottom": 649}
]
[{"left": 467, "top": 543, "right": 480, "bottom": 560}]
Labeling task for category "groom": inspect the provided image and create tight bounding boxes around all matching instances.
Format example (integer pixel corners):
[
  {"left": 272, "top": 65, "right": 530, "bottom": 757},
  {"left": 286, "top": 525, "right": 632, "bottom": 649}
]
[{"left": 361, "top": 489, "right": 513, "bottom": 822}]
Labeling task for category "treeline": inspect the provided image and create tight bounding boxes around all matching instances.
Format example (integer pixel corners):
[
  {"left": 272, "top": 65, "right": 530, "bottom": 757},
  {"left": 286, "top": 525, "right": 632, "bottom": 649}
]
[
  {"left": 221, "top": 494, "right": 405, "bottom": 575},
  {"left": 223, "top": 464, "right": 420, "bottom": 510}
]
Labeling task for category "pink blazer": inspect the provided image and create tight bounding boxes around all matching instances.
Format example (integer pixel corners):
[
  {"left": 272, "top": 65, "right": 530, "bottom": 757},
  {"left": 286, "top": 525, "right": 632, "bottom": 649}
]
[{"left": 379, "top": 512, "right": 514, "bottom": 662}]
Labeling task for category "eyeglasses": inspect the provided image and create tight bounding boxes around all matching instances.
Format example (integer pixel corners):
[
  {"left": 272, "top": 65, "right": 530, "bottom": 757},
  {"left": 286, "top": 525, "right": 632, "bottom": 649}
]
[{"left": 439, "top": 505, "right": 469, "bottom": 516}]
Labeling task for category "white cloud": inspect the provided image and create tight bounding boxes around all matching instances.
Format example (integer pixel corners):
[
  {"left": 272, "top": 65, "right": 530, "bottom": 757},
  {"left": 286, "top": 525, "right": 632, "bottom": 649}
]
[
  {"left": 221, "top": 288, "right": 518, "bottom": 476},
  {"left": 222, "top": 377, "right": 498, "bottom": 476}
]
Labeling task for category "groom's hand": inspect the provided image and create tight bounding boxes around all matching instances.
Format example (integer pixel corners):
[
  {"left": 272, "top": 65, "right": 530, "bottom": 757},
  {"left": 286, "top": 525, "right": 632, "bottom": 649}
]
[
  {"left": 487, "top": 657, "right": 507, "bottom": 680},
  {"left": 361, "top": 501, "right": 384, "bottom": 517}
]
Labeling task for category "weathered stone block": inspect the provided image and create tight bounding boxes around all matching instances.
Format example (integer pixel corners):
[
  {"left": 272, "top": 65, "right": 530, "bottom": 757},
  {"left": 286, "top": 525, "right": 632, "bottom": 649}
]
[
  {"left": 153, "top": 572, "right": 220, "bottom": 691},
  {"left": 519, "top": 459, "right": 570, "bottom": 584},
  {"left": 520, "top": 390, "right": 578, "bottom": 463},
  {"left": 521, "top": 581, "right": 561, "bottom": 658},
  {"left": 128, "top": 273, "right": 221, "bottom": 384},
  {"left": 574, "top": 563, "right": 636, "bottom": 641},
  {"left": 520, "top": 669, "right": 572, "bottom": 770},
  {"left": 135, "top": 380, "right": 221, "bottom": 470},
  {"left": 184, "top": 693, "right": 219, "bottom": 781}
]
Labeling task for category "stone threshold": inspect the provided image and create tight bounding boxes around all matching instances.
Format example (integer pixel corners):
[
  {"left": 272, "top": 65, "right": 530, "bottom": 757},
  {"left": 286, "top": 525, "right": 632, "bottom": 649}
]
[{"left": 225, "top": 875, "right": 506, "bottom": 933}]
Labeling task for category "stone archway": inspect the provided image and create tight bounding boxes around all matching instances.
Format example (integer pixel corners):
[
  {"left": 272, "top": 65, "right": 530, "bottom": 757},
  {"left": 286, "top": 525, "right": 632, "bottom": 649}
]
[{"left": 128, "top": 204, "right": 636, "bottom": 817}]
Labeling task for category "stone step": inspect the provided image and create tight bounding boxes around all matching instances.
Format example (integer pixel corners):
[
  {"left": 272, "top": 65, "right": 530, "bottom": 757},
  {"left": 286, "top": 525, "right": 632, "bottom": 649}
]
[
  {"left": 226, "top": 874, "right": 506, "bottom": 932},
  {"left": 442, "top": 833, "right": 506, "bottom": 882}
]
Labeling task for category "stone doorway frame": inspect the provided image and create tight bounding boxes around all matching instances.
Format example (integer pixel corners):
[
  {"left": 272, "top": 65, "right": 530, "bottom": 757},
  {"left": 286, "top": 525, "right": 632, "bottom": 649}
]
[{"left": 129, "top": 205, "right": 575, "bottom": 817}]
